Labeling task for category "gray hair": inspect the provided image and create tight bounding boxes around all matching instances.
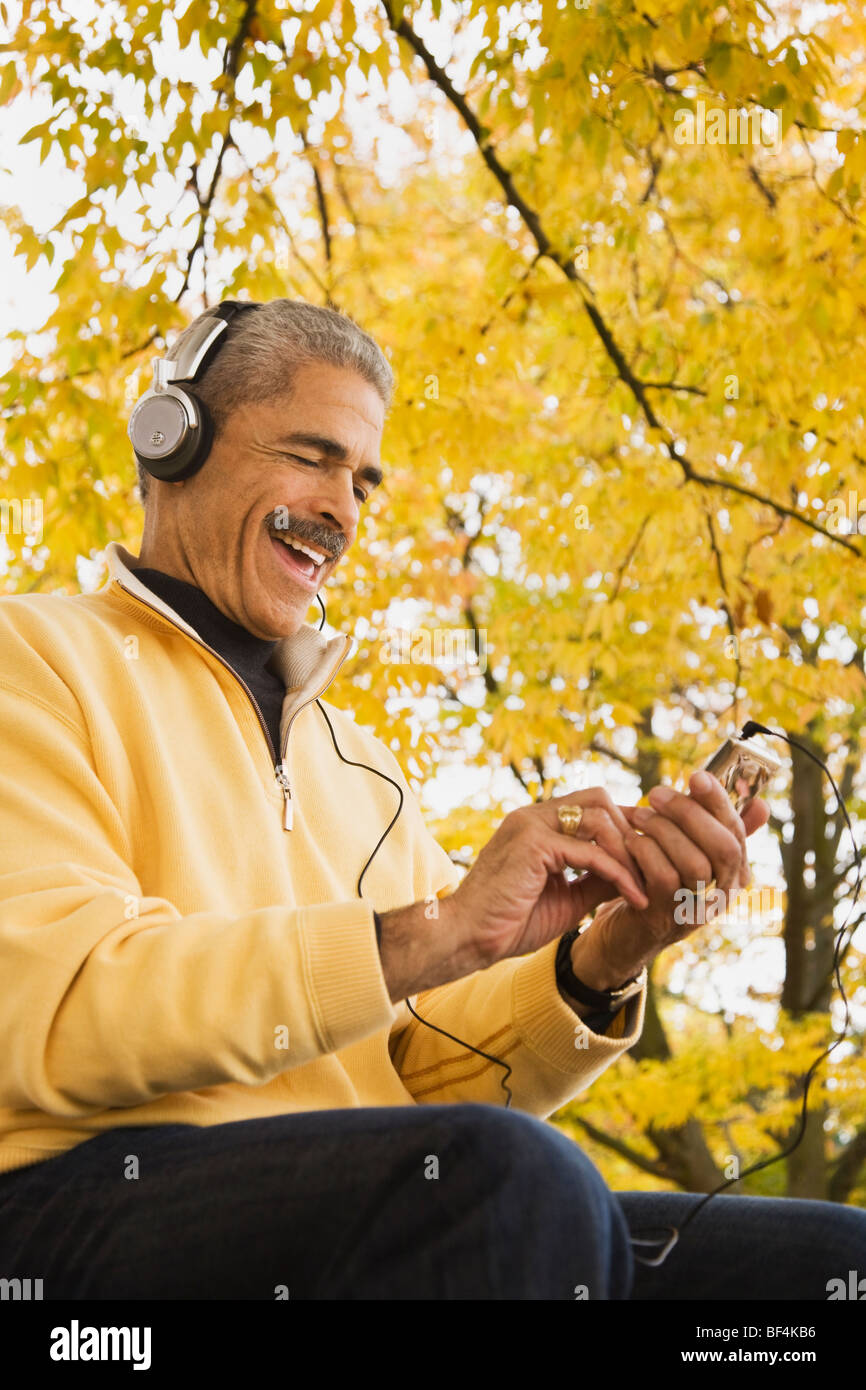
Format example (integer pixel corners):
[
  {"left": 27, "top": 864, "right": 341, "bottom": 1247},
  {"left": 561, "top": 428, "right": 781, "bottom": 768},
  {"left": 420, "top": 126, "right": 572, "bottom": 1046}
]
[{"left": 134, "top": 298, "right": 395, "bottom": 504}]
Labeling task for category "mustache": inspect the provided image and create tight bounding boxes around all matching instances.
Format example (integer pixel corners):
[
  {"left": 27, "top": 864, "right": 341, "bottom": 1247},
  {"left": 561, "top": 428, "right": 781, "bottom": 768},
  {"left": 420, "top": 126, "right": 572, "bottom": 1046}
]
[{"left": 264, "top": 510, "right": 345, "bottom": 560}]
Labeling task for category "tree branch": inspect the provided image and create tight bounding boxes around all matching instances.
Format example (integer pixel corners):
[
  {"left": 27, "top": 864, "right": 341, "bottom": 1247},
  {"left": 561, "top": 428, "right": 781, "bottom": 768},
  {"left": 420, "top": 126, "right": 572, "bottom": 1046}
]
[
  {"left": 572, "top": 1116, "right": 671, "bottom": 1180},
  {"left": 508, "top": 759, "right": 532, "bottom": 795},
  {"left": 300, "top": 126, "right": 334, "bottom": 298},
  {"left": 642, "top": 379, "right": 708, "bottom": 396},
  {"left": 587, "top": 736, "right": 640, "bottom": 773},
  {"left": 378, "top": 3, "right": 860, "bottom": 552},
  {"left": 610, "top": 512, "right": 652, "bottom": 603},
  {"left": 175, "top": 125, "right": 235, "bottom": 304},
  {"left": 232, "top": 139, "right": 331, "bottom": 298},
  {"left": 748, "top": 161, "right": 777, "bottom": 209}
]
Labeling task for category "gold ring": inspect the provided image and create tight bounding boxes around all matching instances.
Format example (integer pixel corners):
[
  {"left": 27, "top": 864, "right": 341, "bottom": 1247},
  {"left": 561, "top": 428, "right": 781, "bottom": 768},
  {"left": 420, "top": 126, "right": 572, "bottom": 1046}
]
[{"left": 557, "top": 804, "right": 585, "bottom": 837}]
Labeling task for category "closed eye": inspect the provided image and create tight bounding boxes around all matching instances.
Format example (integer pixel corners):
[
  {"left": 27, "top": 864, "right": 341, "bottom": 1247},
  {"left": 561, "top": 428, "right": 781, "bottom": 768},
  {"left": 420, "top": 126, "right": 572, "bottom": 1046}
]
[{"left": 287, "top": 454, "right": 368, "bottom": 503}]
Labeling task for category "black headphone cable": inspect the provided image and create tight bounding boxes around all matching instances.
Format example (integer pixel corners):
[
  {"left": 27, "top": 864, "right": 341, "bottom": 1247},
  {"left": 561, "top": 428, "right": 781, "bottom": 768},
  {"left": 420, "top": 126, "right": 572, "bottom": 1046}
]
[{"left": 313, "top": 592, "right": 513, "bottom": 1106}]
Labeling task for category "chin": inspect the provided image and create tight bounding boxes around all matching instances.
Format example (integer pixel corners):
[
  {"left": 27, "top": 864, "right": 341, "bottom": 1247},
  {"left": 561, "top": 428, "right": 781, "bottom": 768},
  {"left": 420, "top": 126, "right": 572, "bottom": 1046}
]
[{"left": 267, "top": 598, "right": 310, "bottom": 638}]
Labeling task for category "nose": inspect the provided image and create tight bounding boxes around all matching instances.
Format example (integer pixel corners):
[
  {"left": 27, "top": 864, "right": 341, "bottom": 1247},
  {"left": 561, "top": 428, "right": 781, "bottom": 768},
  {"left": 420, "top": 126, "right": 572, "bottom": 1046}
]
[{"left": 317, "top": 468, "right": 360, "bottom": 548}]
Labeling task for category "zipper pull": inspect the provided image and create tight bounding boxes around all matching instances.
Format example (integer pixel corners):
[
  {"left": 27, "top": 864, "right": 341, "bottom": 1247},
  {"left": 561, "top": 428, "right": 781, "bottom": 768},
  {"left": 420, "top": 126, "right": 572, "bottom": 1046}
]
[{"left": 275, "top": 763, "right": 293, "bottom": 831}]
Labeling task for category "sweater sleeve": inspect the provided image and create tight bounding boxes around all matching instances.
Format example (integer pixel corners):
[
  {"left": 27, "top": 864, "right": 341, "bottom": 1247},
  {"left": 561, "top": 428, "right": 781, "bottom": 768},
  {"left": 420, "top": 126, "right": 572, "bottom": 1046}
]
[
  {"left": 386, "top": 774, "right": 647, "bottom": 1119},
  {"left": 0, "top": 676, "right": 396, "bottom": 1115},
  {"left": 392, "top": 932, "right": 645, "bottom": 1117}
]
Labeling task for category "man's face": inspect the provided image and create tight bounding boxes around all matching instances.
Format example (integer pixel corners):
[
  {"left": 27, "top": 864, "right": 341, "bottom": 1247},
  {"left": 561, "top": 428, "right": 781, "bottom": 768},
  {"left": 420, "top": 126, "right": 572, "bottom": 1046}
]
[{"left": 138, "top": 361, "right": 386, "bottom": 639}]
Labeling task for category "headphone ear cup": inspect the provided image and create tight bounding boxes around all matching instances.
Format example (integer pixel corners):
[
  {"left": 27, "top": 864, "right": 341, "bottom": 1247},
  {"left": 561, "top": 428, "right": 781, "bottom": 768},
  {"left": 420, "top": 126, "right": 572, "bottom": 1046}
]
[
  {"left": 169, "top": 388, "right": 214, "bottom": 482},
  {"left": 129, "top": 386, "right": 214, "bottom": 483}
]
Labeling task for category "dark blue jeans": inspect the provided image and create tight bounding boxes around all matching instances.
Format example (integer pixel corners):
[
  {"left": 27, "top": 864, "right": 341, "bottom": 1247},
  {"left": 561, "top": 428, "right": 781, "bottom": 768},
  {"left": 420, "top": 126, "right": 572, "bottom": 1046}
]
[{"left": 0, "top": 1105, "right": 863, "bottom": 1299}]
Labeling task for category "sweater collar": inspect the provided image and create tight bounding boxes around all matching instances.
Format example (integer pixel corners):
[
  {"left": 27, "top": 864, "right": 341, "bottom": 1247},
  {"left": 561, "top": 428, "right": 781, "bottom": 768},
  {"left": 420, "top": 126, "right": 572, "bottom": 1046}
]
[{"left": 103, "top": 542, "right": 355, "bottom": 695}]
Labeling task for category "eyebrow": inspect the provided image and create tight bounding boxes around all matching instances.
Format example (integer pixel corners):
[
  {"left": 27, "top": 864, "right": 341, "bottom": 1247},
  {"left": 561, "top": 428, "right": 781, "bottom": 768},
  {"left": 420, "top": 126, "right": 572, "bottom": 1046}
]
[{"left": 271, "top": 432, "right": 384, "bottom": 491}]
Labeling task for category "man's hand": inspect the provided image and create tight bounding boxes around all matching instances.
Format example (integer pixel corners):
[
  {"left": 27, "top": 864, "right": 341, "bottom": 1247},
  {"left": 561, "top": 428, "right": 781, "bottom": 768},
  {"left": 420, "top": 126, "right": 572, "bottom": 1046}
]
[
  {"left": 378, "top": 787, "right": 650, "bottom": 1002},
  {"left": 568, "top": 770, "right": 771, "bottom": 992}
]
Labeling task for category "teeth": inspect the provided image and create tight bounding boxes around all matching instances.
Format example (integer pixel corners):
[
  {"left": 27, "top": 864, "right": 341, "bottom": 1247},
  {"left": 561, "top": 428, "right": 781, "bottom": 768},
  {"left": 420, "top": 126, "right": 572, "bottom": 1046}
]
[
  {"left": 294, "top": 540, "right": 327, "bottom": 565},
  {"left": 274, "top": 535, "right": 327, "bottom": 566}
]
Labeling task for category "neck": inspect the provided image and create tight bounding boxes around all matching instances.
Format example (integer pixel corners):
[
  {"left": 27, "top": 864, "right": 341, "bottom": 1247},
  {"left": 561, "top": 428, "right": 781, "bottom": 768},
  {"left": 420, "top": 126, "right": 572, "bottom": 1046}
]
[{"left": 137, "top": 516, "right": 198, "bottom": 589}]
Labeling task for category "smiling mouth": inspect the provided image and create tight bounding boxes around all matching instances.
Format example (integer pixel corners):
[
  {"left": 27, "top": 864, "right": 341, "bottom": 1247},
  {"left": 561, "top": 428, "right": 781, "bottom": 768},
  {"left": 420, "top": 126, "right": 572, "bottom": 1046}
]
[{"left": 268, "top": 530, "right": 334, "bottom": 585}]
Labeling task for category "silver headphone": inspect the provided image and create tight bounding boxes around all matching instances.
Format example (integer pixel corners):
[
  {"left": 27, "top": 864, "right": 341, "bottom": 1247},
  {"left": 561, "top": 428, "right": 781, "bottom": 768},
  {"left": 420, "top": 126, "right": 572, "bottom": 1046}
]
[{"left": 128, "top": 300, "right": 261, "bottom": 482}]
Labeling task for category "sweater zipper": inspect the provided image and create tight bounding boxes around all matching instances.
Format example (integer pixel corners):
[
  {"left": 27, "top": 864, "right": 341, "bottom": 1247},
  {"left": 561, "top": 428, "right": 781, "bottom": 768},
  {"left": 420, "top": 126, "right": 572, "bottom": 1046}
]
[
  {"left": 115, "top": 581, "right": 351, "bottom": 832},
  {"left": 274, "top": 644, "right": 353, "bottom": 830}
]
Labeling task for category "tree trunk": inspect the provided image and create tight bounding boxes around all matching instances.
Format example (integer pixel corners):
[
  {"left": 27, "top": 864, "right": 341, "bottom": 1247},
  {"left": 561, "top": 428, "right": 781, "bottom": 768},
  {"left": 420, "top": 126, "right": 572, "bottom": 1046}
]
[
  {"left": 629, "top": 973, "right": 726, "bottom": 1192},
  {"left": 787, "top": 1110, "right": 828, "bottom": 1199}
]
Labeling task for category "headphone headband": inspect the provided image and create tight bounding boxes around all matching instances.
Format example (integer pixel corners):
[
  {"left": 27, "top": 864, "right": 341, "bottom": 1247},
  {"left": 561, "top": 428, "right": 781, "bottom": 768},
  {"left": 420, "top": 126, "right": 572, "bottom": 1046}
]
[
  {"left": 169, "top": 299, "right": 263, "bottom": 384},
  {"left": 212, "top": 300, "right": 262, "bottom": 321}
]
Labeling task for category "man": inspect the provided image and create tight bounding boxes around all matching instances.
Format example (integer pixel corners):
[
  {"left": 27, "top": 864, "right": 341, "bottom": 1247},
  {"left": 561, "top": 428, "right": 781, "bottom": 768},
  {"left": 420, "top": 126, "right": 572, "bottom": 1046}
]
[{"left": 0, "top": 298, "right": 862, "bottom": 1300}]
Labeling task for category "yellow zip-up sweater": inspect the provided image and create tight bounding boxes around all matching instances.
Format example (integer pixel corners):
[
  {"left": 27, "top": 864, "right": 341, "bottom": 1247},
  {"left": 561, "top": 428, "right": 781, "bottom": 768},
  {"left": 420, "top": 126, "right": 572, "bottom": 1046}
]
[{"left": 0, "top": 542, "right": 646, "bottom": 1174}]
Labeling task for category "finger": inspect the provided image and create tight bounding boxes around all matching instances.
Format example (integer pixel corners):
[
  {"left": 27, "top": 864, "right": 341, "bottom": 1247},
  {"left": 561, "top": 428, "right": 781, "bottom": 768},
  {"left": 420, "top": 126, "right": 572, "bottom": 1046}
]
[
  {"left": 622, "top": 828, "right": 683, "bottom": 903},
  {"left": 741, "top": 796, "right": 770, "bottom": 835},
  {"left": 547, "top": 786, "right": 635, "bottom": 844},
  {"left": 549, "top": 831, "right": 649, "bottom": 909},
  {"left": 620, "top": 805, "right": 715, "bottom": 891},
  {"left": 687, "top": 769, "right": 754, "bottom": 887},
  {"left": 543, "top": 790, "right": 647, "bottom": 888},
  {"left": 686, "top": 770, "right": 749, "bottom": 853},
  {"left": 635, "top": 778, "right": 747, "bottom": 890},
  {"left": 551, "top": 805, "right": 647, "bottom": 889}
]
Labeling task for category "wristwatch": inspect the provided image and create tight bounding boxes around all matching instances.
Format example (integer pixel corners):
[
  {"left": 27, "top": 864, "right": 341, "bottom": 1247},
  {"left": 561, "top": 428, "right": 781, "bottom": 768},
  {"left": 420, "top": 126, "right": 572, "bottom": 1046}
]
[{"left": 555, "top": 927, "right": 646, "bottom": 1032}]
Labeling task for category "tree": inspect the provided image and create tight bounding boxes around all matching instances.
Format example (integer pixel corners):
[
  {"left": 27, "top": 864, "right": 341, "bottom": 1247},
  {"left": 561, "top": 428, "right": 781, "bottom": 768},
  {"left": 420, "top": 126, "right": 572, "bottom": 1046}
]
[{"left": 2, "top": 0, "right": 865, "bottom": 1203}]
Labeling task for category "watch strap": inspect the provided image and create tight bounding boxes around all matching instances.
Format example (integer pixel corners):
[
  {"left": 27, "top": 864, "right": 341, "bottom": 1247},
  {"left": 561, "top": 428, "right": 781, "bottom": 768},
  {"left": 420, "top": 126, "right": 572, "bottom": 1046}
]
[{"left": 555, "top": 927, "right": 646, "bottom": 1026}]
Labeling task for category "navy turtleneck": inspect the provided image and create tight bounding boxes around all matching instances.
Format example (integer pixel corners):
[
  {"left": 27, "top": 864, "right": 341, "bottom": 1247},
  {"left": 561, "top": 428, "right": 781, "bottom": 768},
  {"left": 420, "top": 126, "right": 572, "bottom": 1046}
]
[{"left": 133, "top": 567, "right": 287, "bottom": 763}]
